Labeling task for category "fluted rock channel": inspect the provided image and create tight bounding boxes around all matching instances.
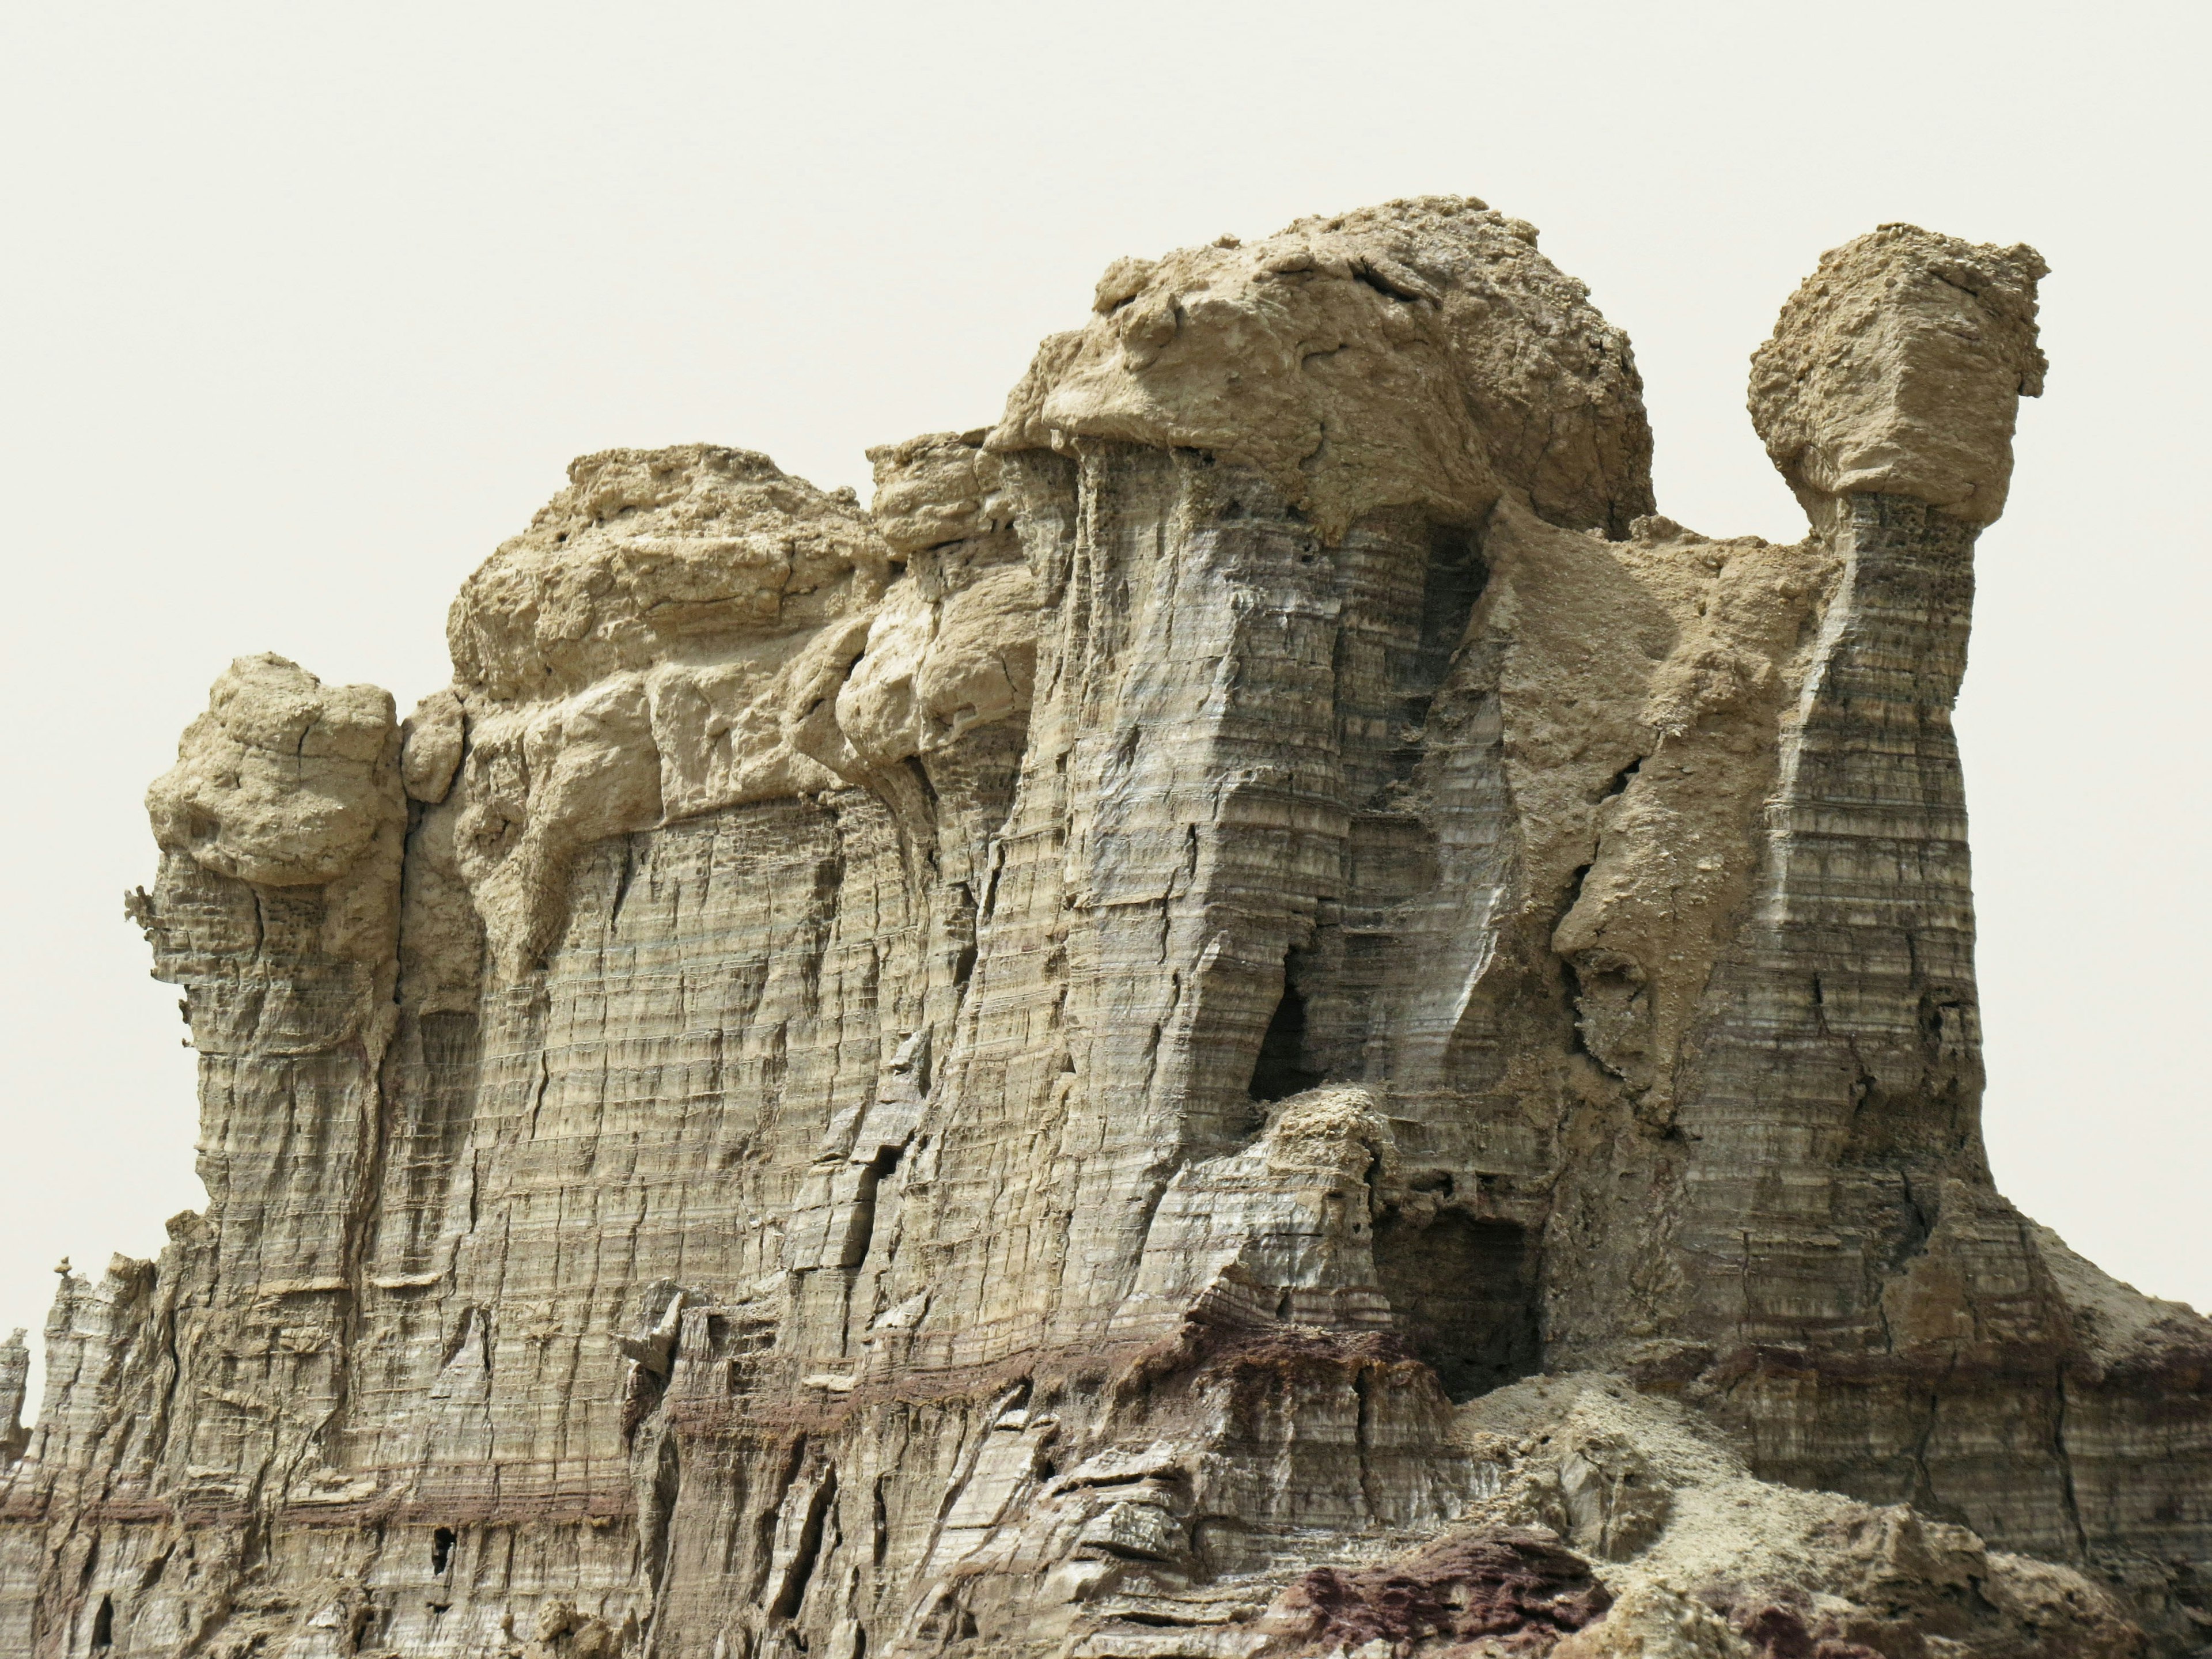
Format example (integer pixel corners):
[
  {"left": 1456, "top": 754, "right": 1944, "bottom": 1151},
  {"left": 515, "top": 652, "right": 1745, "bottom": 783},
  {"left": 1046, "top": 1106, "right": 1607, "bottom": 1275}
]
[{"left": 3, "top": 200, "right": 2206, "bottom": 1659}]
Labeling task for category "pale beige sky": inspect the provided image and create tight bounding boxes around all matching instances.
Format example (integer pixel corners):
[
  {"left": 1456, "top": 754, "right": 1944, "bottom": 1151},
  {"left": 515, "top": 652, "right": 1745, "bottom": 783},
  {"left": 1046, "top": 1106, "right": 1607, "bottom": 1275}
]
[{"left": 2, "top": 1, "right": 2205, "bottom": 1395}]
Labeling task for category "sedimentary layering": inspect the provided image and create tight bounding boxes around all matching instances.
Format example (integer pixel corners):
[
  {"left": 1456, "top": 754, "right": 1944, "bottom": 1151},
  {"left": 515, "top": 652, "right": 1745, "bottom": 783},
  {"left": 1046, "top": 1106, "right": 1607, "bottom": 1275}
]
[{"left": 3, "top": 198, "right": 2206, "bottom": 1659}]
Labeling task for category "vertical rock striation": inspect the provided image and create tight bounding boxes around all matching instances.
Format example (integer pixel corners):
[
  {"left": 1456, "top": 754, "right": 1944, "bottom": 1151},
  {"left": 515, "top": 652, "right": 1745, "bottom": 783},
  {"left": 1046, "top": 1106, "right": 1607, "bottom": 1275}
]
[{"left": 3, "top": 199, "right": 2205, "bottom": 1659}]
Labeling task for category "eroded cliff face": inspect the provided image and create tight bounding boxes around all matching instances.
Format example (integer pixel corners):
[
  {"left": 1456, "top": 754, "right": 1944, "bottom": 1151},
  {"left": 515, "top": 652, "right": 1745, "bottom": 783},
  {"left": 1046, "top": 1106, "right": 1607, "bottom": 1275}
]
[{"left": 4, "top": 198, "right": 2206, "bottom": 1659}]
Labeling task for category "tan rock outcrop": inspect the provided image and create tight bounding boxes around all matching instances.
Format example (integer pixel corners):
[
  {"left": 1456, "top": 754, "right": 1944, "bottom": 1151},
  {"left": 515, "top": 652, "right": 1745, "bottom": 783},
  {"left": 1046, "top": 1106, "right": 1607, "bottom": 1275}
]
[
  {"left": 993, "top": 196, "right": 1653, "bottom": 542},
  {"left": 6, "top": 198, "right": 2209, "bottom": 1659},
  {"left": 1749, "top": 224, "right": 2047, "bottom": 524},
  {"left": 146, "top": 652, "right": 402, "bottom": 888}
]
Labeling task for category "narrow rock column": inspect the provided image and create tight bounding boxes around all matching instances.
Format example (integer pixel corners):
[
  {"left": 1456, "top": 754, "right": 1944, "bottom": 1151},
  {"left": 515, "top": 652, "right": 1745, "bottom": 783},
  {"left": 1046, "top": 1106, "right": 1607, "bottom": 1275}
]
[
  {"left": 1662, "top": 228, "right": 2067, "bottom": 1547},
  {"left": 1674, "top": 224, "right": 2047, "bottom": 1346},
  {"left": 137, "top": 656, "right": 406, "bottom": 1501},
  {"left": 1676, "top": 491, "right": 1987, "bottom": 1340}
]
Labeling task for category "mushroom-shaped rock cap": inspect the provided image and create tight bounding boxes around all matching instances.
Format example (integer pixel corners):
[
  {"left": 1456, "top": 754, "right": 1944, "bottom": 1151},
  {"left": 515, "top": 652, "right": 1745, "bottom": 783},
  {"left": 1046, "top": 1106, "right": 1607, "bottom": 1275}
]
[
  {"left": 146, "top": 653, "right": 400, "bottom": 887},
  {"left": 1751, "top": 224, "right": 2047, "bottom": 525},
  {"left": 449, "top": 444, "right": 892, "bottom": 702},
  {"left": 990, "top": 196, "right": 1654, "bottom": 542}
]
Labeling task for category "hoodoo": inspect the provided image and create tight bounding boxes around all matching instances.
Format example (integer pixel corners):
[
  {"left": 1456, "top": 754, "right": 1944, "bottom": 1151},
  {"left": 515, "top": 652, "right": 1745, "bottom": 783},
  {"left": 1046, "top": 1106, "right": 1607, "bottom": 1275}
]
[{"left": 4, "top": 198, "right": 2205, "bottom": 1659}]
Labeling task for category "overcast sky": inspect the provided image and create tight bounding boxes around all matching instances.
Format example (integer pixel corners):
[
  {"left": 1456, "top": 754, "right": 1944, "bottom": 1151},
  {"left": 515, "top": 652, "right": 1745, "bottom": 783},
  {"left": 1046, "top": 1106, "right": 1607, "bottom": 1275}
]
[{"left": 2, "top": 2, "right": 2205, "bottom": 1395}]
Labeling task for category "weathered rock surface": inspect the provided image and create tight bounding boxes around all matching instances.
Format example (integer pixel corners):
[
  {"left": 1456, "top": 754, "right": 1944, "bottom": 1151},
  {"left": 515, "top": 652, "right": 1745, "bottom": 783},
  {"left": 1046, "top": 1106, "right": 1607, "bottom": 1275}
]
[
  {"left": 5, "top": 196, "right": 2207, "bottom": 1659},
  {"left": 1749, "top": 225, "right": 2047, "bottom": 525}
]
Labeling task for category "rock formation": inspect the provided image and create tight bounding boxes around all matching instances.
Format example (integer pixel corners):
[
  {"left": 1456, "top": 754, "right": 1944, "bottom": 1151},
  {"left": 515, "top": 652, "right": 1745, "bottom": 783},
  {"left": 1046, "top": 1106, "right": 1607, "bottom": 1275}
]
[{"left": 3, "top": 196, "right": 2206, "bottom": 1659}]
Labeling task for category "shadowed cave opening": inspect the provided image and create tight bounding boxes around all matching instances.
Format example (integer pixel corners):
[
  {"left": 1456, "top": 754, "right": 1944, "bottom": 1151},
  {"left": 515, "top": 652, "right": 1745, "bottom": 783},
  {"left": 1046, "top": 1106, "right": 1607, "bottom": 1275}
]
[
  {"left": 1374, "top": 523, "right": 1491, "bottom": 796},
  {"left": 1248, "top": 964, "right": 1321, "bottom": 1103},
  {"left": 430, "top": 1527, "right": 455, "bottom": 1577},
  {"left": 90, "top": 1594, "right": 113, "bottom": 1650},
  {"left": 1418, "top": 525, "right": 1487, "bottom": 672},
  {"left": 1373, "top": 1211, "right": 1540, "bottom": 1403}
]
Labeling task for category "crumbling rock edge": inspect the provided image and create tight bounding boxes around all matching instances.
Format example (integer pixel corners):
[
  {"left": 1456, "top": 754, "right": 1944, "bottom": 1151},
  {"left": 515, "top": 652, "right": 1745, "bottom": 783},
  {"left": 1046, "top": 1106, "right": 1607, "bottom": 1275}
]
[{"left": 5, "top": 196, "right": 2207, "bottom": 1659}]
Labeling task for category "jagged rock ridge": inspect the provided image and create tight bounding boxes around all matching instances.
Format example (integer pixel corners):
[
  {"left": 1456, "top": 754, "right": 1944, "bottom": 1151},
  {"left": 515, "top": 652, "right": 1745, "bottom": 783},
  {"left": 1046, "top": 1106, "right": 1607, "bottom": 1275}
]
[{"left": 3, "top": 197, "right": 2207, "bottom": 1659}]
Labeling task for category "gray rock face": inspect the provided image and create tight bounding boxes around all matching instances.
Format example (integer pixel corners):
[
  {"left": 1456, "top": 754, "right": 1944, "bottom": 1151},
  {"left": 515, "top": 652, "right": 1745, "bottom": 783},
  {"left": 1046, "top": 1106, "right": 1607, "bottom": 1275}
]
[{"left": 4, "top": 196, "right": 2207, "bottom": 1659}]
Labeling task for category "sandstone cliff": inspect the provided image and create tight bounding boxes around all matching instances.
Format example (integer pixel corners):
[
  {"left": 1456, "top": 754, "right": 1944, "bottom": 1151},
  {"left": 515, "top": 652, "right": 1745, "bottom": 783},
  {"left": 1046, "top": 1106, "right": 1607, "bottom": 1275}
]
[{"left": 4, "top": 198, "right": 2206, "bottom": 1659}]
